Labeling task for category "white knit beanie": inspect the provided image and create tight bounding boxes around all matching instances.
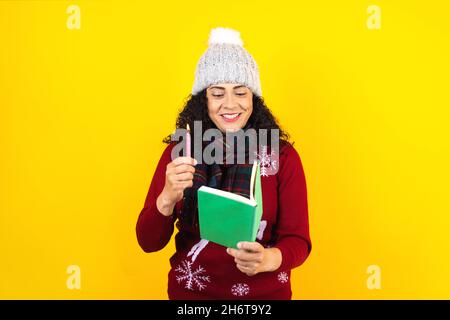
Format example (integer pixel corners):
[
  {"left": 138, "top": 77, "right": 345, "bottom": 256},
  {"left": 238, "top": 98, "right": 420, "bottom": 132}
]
[{"left": 191, "top": 27, "right": 262, "bottom": 97}]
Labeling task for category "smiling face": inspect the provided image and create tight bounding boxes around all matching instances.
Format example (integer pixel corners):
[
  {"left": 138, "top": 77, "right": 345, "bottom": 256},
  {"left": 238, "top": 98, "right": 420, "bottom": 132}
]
[{"left": 206, "top": 83, "right": 253, "bottom": 133}]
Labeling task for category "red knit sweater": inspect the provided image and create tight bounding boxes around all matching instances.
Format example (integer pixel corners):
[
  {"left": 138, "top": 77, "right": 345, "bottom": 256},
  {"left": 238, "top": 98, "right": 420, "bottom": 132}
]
[{"left": 136, "top": 142, "right": 311, "bottom": 300}]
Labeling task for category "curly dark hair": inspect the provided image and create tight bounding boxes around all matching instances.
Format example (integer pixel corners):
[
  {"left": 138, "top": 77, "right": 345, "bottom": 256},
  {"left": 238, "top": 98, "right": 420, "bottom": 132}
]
[{"left": 163, "top": 89, "right": 291, "bottom": 146}]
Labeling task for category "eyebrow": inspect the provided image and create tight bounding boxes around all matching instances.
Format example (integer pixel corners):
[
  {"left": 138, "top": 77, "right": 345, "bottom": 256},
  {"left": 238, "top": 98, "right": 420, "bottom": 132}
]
[{"left": 209, "top": 85, "right": 247, "bottom": 90}]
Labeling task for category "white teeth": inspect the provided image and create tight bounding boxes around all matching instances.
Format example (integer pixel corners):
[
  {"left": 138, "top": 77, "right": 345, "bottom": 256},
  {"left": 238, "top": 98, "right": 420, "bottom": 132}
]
[{"left": 222, "top": 113, "right": 239, "bottom": 119}]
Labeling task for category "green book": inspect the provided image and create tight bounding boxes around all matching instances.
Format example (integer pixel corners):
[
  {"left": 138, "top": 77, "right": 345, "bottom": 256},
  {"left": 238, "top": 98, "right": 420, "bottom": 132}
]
[{"left": 197, "top": 160, "right": 263, "bottom": 249}]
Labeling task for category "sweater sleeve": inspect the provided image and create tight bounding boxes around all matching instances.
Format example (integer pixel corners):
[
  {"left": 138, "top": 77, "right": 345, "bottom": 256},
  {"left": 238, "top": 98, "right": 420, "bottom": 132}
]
[
  {"left": 136, "top": 143, "right": 177, "bottom": 253},
  {"left": 273, "top": 144, "right": 312, "bottom": 270}
]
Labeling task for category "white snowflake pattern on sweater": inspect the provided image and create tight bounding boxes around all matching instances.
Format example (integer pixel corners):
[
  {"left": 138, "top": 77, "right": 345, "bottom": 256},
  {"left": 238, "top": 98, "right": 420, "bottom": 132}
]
[
  {"left": 175, "top": 260, "right": 211, "bottom": 291},
  {"left": 277, "top": 271, "right": 289, "bottom": 284},
  {"left": 255, "top": 146, "right": 279, "bottom": 176},
  {"left": 231, "top": 283, "right": 250, "bottom": 296}
]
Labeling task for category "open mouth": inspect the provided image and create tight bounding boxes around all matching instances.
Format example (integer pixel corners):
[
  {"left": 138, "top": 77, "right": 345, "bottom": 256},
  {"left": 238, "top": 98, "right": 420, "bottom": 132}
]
[{"left": 220, "top": 113, "right": 242, "bottom": 123}]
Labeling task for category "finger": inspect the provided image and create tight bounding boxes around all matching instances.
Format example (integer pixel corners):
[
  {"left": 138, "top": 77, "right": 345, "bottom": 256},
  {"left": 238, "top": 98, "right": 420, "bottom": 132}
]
[
  {"left": 239, "top": 251, "right": 263, "bottom": 263},
  {"left": 236, "top": 263, "right": 252, "bottom": 272},
  {"left": 237, "top": 241, "right": 264, "bottom": 253},
  {"left": 226, "top": 248, "right": 239, "bottom": 258},
  {"left": 174, "top": 180, "right": 193, "bottom": 190},
  {"left": 235, "top": 258, "right": 258, "bottom": 269},
  {"left": 180, "top": 180, "right": 193, "bottom": 189},
  {"left": 227, "top": 248, "right": 249, "bottom": 260},
  {"left": 175, "top": 172, "right": 194, "bottom": 181},
  {"left": 173, "top": 164, "right": 196, "bottom": 175},
  {"left": 166, "top": 168, "right": 194, "bottom": 183},
  {"left": 236, "top": 264, "right": 257, "bottom": 276},
  {"left": 172, "top": 157, "right": 197, "bottom": 166},
  {"left": 233, "top": 250, "right": 262, "bottom": 262}
]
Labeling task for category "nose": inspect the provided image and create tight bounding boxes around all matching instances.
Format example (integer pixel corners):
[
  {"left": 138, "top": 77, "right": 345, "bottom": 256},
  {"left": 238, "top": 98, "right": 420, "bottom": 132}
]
[{"left": 222, "top": 92, "right": 239, "bottom": 110}]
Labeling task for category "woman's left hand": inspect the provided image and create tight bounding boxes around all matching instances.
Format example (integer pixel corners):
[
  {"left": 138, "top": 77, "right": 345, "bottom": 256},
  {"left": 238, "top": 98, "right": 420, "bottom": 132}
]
[{"left": 226, "top": 242, "right": 282, "bottom": 276}]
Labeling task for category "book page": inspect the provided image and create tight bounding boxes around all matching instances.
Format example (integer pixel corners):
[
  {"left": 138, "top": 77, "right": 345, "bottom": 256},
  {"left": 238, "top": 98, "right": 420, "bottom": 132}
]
[{"left": 249, "top": 160, "right": 257, "bottom": 202}]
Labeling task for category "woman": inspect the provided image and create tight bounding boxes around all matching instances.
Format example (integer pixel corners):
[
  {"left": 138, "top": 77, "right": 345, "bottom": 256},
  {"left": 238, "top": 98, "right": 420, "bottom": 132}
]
[{"left": 136, "top": 27, "right": 311, "bottom": 299}]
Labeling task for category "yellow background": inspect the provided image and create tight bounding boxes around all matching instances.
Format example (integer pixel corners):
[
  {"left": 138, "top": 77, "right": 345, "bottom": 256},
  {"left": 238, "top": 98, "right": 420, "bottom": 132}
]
[{"left": 1, "top": 0, "right": 449, "bottom": 299}]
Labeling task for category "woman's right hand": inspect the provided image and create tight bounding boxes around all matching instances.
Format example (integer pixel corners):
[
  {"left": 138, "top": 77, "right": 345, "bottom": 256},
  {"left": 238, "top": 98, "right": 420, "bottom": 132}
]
[{"left": 156, "top": 156, "right": 197, "bottom": 216}]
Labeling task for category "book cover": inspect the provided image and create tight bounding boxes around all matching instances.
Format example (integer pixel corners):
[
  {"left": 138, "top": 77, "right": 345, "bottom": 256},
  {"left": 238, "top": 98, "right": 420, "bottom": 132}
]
[{"left": 197, "top": 160, "right": 263, "bottom": 249}]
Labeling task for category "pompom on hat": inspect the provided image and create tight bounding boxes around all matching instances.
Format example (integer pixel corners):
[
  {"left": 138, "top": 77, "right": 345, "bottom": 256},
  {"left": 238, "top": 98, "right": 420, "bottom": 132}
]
[{"left": 192, "top": 27, "right": 262, "bottom": 97}]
